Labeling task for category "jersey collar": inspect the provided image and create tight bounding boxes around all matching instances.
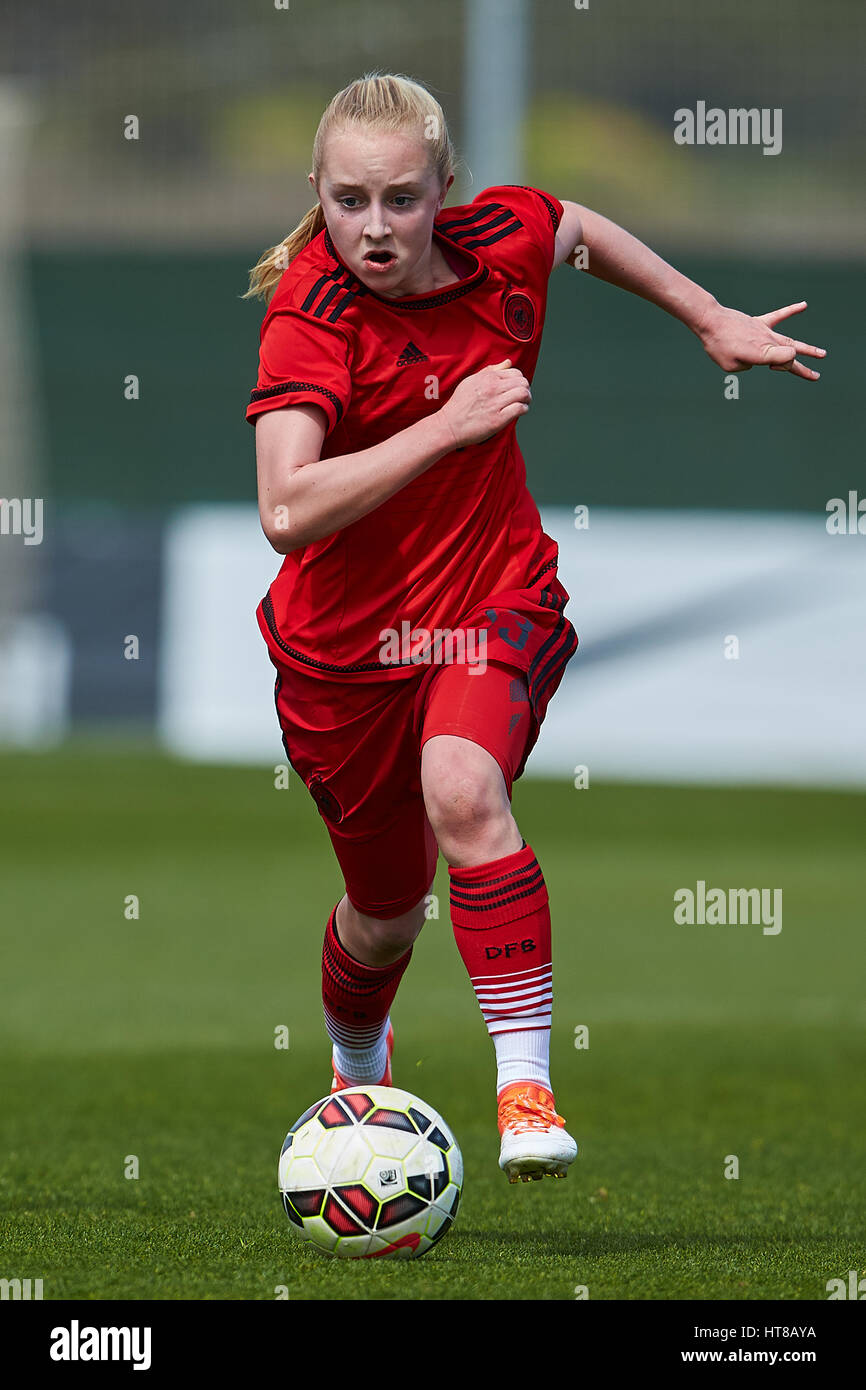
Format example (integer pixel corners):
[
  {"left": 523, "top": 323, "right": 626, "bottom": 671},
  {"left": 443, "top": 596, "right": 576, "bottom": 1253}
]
[{"left": 322, "top": 225, "right": 489, "bottom": 310}]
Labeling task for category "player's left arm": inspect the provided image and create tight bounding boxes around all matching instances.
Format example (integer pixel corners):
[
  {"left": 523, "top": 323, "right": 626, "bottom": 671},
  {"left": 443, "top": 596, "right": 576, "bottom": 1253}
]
[{"left": 551, "top": 200, "right": 826, "bottom": 381}]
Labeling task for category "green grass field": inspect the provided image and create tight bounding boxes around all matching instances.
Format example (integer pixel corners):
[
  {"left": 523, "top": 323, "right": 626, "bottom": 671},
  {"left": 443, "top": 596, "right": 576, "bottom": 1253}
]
[{"left": 1, "top": 745, "right": 864, "bottom": 1300}]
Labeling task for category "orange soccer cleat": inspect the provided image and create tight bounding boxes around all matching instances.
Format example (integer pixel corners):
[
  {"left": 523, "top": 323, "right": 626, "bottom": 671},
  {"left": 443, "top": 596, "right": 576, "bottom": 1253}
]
[
  {"left": 331, "top": 1021, "right": 394, "bottom": 1093},
  {"left": 497, "top": 1081, "right": 578, "bottom": 1183}
]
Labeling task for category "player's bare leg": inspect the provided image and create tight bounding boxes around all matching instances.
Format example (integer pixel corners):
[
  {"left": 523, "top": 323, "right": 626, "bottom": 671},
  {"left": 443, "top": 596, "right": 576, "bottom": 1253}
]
[
  {"left": 421, "top": 733, "right": 522, "bottom": 867},
  {"left": 336, "top": 893, "right": 428, "bottom": 967},
  {"left": 421, "top": 734, "right": 578, "bottom": 1182}
]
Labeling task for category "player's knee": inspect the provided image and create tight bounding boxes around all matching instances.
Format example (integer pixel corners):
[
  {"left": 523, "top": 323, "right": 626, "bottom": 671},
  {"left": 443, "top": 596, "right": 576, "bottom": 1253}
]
[
  {"left": 421, "top": 736, "right": 515, "bottom": 863},
  {"left": 423, "top": 769, "right": 508, "bottom": 853}
]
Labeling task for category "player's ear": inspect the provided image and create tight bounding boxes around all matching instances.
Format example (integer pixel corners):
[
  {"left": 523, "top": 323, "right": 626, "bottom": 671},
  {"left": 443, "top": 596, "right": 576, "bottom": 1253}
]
[{"left": 437, "top": 173, "right": 454, "bottom": 208}]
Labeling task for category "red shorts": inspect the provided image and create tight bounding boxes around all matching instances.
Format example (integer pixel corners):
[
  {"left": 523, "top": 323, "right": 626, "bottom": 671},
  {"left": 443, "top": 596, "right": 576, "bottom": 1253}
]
[
  {"left": 272, "top": 658, "right": 534, "bottom": 920},
  {"left": 265, "top": 566, "right": 578, "bottom": 919}
]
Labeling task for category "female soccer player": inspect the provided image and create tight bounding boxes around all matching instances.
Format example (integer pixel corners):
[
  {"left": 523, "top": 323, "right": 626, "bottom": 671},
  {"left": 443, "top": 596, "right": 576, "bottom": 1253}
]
[{"left": 244, "top": 73, "right": 824, "bottom": 1183}]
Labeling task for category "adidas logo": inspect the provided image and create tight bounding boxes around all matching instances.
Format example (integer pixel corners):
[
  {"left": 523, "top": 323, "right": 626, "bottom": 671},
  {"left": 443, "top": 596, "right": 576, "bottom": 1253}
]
[{"left": 396, "top": 340, "right": 429, "bottom": 367}]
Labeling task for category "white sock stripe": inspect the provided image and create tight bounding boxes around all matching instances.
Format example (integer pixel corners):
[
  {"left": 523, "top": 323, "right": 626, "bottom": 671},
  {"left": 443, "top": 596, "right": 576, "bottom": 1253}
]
[
  {"left": 475, "top": 985, "right": 554, "bottom": 1006},
  {"left": 482, "top": 996, "right": 553, "bottom": 1007},
  {"left": 471, "top": 962, "right": 551, "bottom": 980},
  {"left": 327, "top": 1031, "right": 384, "bottom": 1049},
  {"left": 325, "top": 1023, "right": 386, "bottom": 1045},
  {"left": 473, "top": 965, "right": 552, "bottom": 985},
  {"left": 481, "top": 1007, "right": 553, "bottom": 1026},
  {"left": 480, "top": 1011, "right": 547, "bottom": 1023},
  {"left": 470, "top": 963, "right": 552, "bottom": 983},
  {"left": 324, "top": 1015, "right": 385, "bottom": 1039},
  {"left": 323, "top": 1011, "right": 388, "bottom": 1047},
  {"left": 474, "top": 979, "right": 553, "bottom": 1003},
  {"left": 486, "top": 1005, "right": 552, "bottom": 1020},
  {"left": 481, "top": 1008, "right": 553, "bottom": 1027},
  {"left": 472, "top": 974, "right": 552, "bottom": 996},
  {"left": 481, "top": 1008, "right": 554, "bottom": 1028}
]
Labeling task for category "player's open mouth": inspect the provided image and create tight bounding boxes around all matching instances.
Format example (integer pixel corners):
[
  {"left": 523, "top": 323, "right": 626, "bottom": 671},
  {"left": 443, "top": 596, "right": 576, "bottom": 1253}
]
[{"left": 363, "top": 250, "right": 397, "bottom": 273}]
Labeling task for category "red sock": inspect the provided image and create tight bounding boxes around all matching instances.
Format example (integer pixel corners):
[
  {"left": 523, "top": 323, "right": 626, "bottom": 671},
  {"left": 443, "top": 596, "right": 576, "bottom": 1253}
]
[
  {"left": 321, "top": 905, "right": 412, "bottom": 1070},
  {"left": 449, "top": 843, "right": 553, "bottom": 1093}
]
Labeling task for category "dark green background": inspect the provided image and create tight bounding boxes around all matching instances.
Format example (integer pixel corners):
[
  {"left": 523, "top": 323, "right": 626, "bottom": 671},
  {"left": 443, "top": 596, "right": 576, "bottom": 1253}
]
[{"left": 30, "top": 251, "right": 858, "bottom": 511}]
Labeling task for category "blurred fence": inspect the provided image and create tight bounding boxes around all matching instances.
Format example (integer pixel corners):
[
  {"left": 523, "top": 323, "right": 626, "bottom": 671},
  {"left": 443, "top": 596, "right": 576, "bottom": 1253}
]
[
  {"left": 24, "top": 248, "right": 862, "bottom": 512},
  {"left": 2, "top": 0, "right": 864, "bottom": 252},
  {"left": 0, "top": 0, "right": 863, "bottom": 771}
]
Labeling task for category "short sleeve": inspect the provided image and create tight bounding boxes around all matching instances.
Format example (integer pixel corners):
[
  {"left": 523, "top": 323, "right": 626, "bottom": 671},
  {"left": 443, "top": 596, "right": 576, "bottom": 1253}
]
[
  {"left": 245, "top": 307, "right": 352, "bottom": 433},
  {"left": 470, "top": 184, "right": 564, "bottom": 276}
]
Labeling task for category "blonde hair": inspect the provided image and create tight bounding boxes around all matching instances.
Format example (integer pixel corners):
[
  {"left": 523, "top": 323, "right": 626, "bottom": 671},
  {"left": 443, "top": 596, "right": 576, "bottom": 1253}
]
[{"left": 243, "top": 72, "right": 456, "bottom": 303}]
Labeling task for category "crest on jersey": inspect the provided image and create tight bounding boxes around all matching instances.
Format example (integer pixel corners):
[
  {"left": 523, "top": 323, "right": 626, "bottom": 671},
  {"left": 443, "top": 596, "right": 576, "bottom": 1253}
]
[{"left": 503, "top": 291, "right": 536, "bottom": 341}]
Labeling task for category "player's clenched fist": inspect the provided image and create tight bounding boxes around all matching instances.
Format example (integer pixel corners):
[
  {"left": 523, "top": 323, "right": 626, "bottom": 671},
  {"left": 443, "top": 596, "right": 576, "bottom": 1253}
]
[{"left": 438, "top": 359, "right": 532, "bottom": 448}]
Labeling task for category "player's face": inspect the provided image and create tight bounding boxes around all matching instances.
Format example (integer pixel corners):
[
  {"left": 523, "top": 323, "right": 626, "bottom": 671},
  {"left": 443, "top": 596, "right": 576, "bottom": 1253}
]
[{"left": 313, "top": 128, "right": 453, "bottom": 298}]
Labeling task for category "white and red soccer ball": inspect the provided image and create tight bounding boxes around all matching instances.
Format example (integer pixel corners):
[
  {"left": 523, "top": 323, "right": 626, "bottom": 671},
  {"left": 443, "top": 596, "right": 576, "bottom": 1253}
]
[{"left": 279, "top": 1084, "right": 462, "bottom": 1259}]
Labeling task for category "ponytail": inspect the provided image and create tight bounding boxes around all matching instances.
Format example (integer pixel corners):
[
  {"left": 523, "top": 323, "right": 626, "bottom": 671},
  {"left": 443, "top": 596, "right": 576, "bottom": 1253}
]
[{"left": 242, "top": 202, "right": 326, "bottom": 303}]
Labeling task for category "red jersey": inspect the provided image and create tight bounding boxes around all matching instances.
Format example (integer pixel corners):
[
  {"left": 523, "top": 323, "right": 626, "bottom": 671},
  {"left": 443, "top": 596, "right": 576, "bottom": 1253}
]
[{"left": 246, "top": 184, "right": 570, "bottom": 689}]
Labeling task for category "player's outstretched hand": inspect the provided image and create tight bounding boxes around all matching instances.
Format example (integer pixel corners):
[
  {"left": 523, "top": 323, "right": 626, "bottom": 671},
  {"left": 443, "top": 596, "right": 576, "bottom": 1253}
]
[
  {"left": 439, "top": 358, "right": 532, "bottom": 448},
  {"left": 696, "top": 301, "right": 826, "bottom": 381}
]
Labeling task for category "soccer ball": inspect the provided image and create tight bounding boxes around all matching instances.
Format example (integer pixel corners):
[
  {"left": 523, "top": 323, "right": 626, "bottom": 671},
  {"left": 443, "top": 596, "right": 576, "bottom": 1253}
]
[{"left": 278, "top": 1085, "right": 463, "bottom": 1259}]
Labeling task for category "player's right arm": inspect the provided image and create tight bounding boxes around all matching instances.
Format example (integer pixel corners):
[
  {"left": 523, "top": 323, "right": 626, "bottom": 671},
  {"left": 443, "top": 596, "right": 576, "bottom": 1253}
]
[{"left": 256, "top": 359, "right": 530, "bottom": 554}]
